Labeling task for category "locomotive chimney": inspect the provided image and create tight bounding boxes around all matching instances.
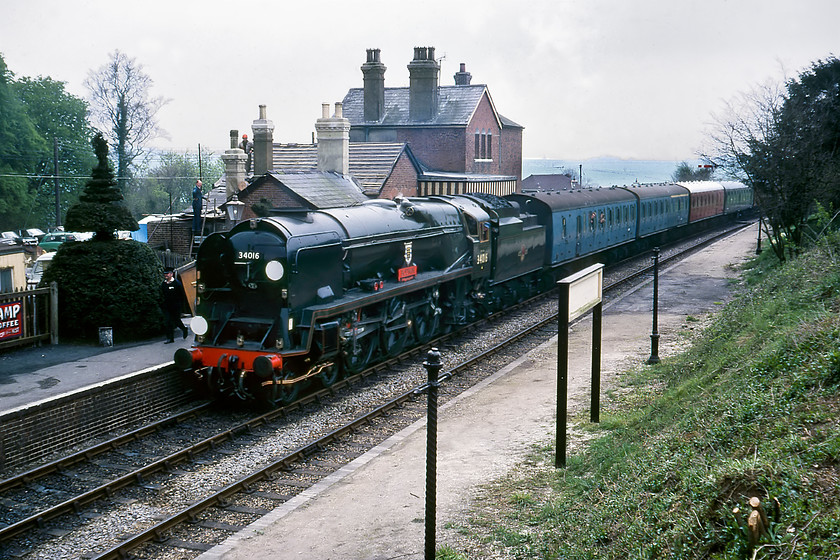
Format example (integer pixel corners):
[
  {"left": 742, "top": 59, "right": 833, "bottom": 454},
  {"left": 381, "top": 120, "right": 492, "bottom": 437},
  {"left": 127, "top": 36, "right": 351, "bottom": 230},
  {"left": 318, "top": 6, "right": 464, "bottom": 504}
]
[
  {"left": 315, "top": 102, "right": 350, "bottom": 175},
  {"left": 251, "top": 104, "right": 275, "bottom": 176},
  {"left": 454, "top": 62, "right": 472, "bottom": 85},
  {"left": 362, "top": 48, "right": 386, "bottom": 122},
  {"left": 407, "top": 46, "right": 439, "bottom": 121}
]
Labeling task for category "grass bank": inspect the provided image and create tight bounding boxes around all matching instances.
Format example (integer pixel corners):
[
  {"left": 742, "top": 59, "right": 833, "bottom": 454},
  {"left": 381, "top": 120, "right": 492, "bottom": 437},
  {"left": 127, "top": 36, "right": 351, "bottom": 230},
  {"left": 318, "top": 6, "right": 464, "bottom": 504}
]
[{"left": 443, "top": 234, "right": 840, "bottom": 559}]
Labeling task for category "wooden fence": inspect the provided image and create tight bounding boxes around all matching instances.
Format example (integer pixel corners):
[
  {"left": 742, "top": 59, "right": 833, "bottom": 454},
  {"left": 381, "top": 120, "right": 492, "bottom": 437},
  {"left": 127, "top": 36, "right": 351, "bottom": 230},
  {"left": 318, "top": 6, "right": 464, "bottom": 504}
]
[{"left": 0, "top": 282, "right": 58, "bottom": 351}]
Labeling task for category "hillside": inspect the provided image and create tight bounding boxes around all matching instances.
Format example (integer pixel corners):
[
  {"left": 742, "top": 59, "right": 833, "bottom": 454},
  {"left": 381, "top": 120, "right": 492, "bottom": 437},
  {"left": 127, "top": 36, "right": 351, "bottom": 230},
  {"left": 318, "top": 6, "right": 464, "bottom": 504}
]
[{"left": 444, "top": 234, "right": 840, "bottom": 559}]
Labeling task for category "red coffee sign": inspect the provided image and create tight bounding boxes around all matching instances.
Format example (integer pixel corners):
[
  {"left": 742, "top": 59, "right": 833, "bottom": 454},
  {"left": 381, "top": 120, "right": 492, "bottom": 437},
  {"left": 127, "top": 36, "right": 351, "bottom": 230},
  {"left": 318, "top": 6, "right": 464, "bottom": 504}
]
[{"left": 0, "top": 301, "right": 22, "bottom": 340}]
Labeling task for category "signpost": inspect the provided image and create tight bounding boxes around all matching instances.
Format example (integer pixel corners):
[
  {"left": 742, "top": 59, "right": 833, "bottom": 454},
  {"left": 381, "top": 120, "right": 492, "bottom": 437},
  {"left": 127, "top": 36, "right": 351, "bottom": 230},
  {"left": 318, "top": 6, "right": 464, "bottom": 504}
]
[{"left": 556, "top": 264, "right": 604, "bottom": 468}]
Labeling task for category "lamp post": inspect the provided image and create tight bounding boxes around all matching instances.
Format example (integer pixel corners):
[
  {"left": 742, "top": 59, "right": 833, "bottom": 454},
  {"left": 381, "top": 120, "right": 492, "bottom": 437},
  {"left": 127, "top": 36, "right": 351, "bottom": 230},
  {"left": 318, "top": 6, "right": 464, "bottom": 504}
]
[{"left": 647, "top": 247, "right": 661, "bottom": 365}]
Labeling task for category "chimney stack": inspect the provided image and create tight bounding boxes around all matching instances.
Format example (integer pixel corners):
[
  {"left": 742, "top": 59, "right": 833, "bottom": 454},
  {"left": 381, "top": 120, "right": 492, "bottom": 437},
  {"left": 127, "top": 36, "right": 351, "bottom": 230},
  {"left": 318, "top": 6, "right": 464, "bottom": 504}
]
[
  {"left": 361, "top": 48, "right": 386, "bottom": 122},
  {"left": 454, "top": 62, "right": 472, "bottom": 85},
  {"left": 407, "top": 46, "right": 439, "bottom": 121},
  {"left": 221, "top": 129, "right": 247, "bottom": 198},
  {"left": 251, "top": 104, "right": 275, "bottom": 176},
  {"left": 315, "top": 102, "right": 350, "bottom": 175}
]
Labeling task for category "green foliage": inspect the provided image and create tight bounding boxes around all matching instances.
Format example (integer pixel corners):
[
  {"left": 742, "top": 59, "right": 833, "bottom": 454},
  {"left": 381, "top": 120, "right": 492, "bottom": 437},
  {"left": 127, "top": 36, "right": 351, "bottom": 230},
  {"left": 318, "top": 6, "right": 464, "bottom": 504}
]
[
  {"left": 12, "top": 74, "right": 96, "bottom": 229},
  {"left": 125, "top": 148, "right": 223, "bottom": 217},
  {"left": 745, "top": 57, "right": 840, "bottom": 261},
  {"left": 42, "top": 238, "right": 164, "bottom": 342},
  {"left": 0, "top": 53, "right": 48, "bottom": 230},
  {"left": 449, "top": 235, "right": 840, "bottom": 559},
  {"left": 672, "top": 161, "right": 714, "bottom": 182},
  {"left": 64, "top": 134, "right": 138, "bottom": 240}
]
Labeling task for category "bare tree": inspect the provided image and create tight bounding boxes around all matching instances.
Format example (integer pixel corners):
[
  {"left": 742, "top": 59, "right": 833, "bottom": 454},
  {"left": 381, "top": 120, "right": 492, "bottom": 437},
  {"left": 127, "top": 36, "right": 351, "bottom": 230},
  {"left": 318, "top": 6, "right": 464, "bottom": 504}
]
[
  {"left": 84, "top": 50, "right": 168, "bottom": 192},
  {"left": 701, "top": 77, "right": 790, "bottom": 260}
]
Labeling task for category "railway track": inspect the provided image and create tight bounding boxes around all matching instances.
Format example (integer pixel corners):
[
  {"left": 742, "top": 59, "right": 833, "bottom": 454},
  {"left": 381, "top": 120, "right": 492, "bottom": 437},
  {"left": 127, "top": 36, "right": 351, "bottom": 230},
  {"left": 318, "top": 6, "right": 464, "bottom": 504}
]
[{"left": 0, "top": 222, "right": 752, "bottom": 559}]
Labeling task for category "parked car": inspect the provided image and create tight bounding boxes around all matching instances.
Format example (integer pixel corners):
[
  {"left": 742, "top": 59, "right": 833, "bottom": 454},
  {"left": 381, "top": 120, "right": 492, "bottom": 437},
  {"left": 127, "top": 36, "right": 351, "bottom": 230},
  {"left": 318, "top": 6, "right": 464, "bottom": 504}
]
[
  {"left": 1, "top": 231, "right": 20, "bottom": 245},
  {"left": 16, "top": 230, "right": 38, "bottom": 245},
  {"left": 38, "top": 232, "right": 84, "bottom": 251},
  {"left": 26, "top": 252, "right": 55, "bottom": 288},
  {"left": 23, "top": 228, "right": 47, "bottom": 242}
]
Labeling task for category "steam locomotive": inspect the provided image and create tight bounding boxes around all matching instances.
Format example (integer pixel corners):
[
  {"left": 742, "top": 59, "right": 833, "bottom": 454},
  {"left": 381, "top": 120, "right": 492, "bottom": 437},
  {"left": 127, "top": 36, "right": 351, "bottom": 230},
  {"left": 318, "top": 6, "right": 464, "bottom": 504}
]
[{"left": 174, "top": 181, "right": 752, "bottom": 405}]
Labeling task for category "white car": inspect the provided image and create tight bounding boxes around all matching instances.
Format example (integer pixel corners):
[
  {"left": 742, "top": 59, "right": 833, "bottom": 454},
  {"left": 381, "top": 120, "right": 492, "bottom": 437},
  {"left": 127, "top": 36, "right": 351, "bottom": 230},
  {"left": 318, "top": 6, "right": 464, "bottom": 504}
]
[{"left": 26, "top": 252, "right": 55, "bottom": 288}]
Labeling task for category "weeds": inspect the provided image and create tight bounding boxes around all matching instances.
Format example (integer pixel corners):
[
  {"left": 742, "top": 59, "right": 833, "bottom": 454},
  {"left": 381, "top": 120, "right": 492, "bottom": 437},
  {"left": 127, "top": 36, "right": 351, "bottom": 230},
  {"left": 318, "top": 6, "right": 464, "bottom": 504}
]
[{"left": 445, "top": 235, "right": 840, "bottom": 559}]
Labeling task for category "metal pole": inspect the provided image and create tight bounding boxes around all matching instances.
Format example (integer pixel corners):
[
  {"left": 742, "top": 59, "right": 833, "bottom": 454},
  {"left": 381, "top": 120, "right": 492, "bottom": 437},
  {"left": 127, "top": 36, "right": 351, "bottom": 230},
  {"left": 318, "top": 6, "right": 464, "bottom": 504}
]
[
  {"left": 756, "top": 214, "right": 762, "bottom": 254},
  {"left": 54, "top": 137, "right": 61, "bottom": 228},
  {"left": 423, "top": 348, "right": 442, "bottom": 560},
  {"left": 591, "top": 301, "right": 602, "bottom": 423},
  {"left": 647, "top": 247, "right": 661, "bottom": 364},
  {"left": 556, "top": 282, "right": 570, "bottom": 468}
]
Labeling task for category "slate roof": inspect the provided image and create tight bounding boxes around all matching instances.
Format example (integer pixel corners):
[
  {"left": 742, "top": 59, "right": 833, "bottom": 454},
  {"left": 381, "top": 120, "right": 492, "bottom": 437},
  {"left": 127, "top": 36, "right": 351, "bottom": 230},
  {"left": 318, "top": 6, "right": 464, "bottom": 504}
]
[
  {"left": 270, "top": 142, "right": 419, "bottom": 196},
  {"left": 244, "top": 171, "right": 369, "bottom": 209},
  {"left": 522, "top": 174, "right": 574, "bottom": 191},
  {"left": 342, "top": 84, "right": 523, "bottom": 129}
]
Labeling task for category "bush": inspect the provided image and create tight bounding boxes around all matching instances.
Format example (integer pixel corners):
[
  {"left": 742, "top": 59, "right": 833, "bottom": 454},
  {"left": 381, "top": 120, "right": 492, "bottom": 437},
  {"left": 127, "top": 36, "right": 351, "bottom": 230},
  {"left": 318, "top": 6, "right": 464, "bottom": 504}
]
[{"left": 42, "top": 239, "right": 164, "bottom": 342}]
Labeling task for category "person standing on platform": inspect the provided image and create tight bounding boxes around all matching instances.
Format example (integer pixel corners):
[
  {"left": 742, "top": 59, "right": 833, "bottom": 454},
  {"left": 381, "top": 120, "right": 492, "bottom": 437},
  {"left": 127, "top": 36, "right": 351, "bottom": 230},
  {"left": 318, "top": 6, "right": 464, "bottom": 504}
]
[
  {"left": 161, "top": 267, "right": 188, "bottom": 343},
  {"left": 192, "top": 180, "right": 204, "bottom": 235}
]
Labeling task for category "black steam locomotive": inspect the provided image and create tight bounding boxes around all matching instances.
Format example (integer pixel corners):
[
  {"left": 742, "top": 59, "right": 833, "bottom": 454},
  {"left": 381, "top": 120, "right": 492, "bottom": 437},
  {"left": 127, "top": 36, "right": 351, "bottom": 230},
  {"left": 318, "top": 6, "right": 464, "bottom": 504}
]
[{"left": 175, "top": 181, "right": 752, "bottom": 405}]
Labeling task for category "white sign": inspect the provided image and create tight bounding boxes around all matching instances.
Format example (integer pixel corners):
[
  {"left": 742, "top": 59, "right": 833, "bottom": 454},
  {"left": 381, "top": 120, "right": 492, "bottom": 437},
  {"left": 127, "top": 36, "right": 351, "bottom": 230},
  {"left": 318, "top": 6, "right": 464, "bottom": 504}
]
[{"left": 560, "top": 263, "right": 603, "bottom": 321}]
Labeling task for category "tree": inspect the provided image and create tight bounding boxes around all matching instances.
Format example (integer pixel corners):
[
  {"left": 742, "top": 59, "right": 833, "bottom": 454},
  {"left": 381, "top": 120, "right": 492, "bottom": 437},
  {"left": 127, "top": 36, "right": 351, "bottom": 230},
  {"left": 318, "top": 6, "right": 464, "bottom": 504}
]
[
  {"left": 125, "top": 148, "right": 224, "bottom": 217},
  {"left": 44, "top": 134, "right": 162, "bottom": 342},
  {"left": 702, "top": 58, "right": 840, "bottom": 262},
  {"left": 64, "top": 133, "right": 138, "bottom": 240},
  {"left": 12, "top": 75, "right": 97, "bottom": 228},
  {"left": 0, "top": 53, "right": 47, "bottom": 230},
  {"left": 84, "top": 50, "right": 168, "bottom": 192},
  {"left": 672, "top": 161, "right": 714, "bottom": 182}
]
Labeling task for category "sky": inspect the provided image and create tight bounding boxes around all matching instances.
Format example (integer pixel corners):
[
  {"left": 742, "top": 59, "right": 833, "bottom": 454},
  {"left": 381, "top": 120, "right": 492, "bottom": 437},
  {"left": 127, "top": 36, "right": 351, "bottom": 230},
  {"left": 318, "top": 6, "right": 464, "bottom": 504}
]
[{"left": 2, "top": 0, "right": 838, "bottom": 162}]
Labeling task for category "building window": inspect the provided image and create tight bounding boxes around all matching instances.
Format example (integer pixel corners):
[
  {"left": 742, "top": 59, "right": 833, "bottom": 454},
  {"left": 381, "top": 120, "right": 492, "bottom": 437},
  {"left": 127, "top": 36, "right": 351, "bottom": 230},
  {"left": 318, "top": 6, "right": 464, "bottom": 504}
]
[
  {"left": 475, "top": 132, "right": 481, "bottom": 160},
  {"left": 0, "top": 267, "right": 12, "bottom": 293}
]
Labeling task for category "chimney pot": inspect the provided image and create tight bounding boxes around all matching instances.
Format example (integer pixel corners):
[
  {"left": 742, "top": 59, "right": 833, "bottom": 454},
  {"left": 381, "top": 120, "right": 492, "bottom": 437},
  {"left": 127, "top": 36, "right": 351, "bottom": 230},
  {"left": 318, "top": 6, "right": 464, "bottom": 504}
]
[
  {"left": 229, "top": 130, "right": 239, "bottom": 149},
  {"left": 334, "top": 102, "right": 343, "bottom": 118},
  {"left": 259, "top": 104, "right": 267, "bottom": 119},
  {"left": 322, "top": 103, "right": 330, "bottom": 119}
]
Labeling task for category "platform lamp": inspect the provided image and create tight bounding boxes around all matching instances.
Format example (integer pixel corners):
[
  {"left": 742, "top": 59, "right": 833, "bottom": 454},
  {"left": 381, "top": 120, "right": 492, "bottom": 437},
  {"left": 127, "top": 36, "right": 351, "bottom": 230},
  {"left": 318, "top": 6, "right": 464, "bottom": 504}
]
[{"left": 225, "top": 195, "right": 245, "bottom": 229}]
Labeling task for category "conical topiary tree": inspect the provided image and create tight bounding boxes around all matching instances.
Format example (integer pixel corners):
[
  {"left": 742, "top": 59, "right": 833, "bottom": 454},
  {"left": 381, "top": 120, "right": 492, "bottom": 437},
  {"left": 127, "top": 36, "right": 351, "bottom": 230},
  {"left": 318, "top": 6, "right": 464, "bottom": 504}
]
[
  {"left": 64, "top": 133, "right": 138, "bottom": 240},
  {"left": 43, "top": 133, "right": 164, "bottom": 342}
]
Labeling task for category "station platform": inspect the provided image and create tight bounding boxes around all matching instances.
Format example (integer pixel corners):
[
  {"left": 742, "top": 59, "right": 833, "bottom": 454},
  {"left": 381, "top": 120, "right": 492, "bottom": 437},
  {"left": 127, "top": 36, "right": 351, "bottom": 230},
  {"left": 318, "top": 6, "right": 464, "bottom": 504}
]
[
  {"left": 0, "top": 224, "right": 758, "bottom": 559},
  {"left": 0, "top": 322, "right": 194, "bottom": 416}
]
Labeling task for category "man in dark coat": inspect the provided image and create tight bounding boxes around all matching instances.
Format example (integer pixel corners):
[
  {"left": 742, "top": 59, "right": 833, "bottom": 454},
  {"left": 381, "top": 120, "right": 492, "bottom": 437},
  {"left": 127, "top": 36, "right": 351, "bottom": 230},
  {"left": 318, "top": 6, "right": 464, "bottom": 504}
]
[
  {"left": 161, "top": 267, "right": 188, "bottom": 343},
  {"left": 192, "top": 180, "right": 204, "bottom": 235}
]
